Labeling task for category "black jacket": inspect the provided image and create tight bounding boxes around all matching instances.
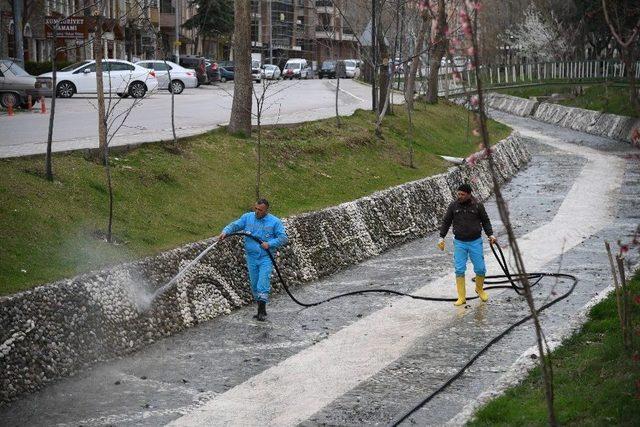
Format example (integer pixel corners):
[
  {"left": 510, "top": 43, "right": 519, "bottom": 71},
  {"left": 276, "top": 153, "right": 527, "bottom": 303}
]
[{"left": 439, "top": 197, "right": 493, "bottom": 241}]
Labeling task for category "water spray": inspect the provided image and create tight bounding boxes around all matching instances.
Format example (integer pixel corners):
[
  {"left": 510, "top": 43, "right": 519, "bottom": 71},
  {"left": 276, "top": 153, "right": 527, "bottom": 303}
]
[{"left": 150, "top": 238, "right": 222, "bottom": 302}]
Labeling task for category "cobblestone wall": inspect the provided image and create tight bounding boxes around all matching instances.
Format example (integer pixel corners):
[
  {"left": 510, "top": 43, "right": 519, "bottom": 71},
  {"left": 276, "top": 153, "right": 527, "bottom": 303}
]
[{"left": 0, "top": 135, "right": 530, "bottom": 405}]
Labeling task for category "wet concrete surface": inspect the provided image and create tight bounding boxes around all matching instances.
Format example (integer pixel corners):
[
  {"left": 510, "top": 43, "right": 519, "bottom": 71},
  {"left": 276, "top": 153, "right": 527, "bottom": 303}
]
[{"left": 0, "top": 112, "right": 638, "bottom": 426}]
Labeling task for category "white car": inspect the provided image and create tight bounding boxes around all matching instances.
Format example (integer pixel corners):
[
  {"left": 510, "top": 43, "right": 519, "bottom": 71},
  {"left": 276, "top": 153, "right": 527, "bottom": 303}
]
[
  {"left": 136, "top": 60, "right": 197, "bottom": 94},
  {"left": 261, "top": 64, "right": 281, "bottom": 80},
  {"left": 283, "top": 58, "right": 311, "bottom": 79},
  {"left": 41, "top": 59, "right": 158, "bottom": 99},
  {"left": 344, "top": 60, "right": 361, "bottom": 78}
]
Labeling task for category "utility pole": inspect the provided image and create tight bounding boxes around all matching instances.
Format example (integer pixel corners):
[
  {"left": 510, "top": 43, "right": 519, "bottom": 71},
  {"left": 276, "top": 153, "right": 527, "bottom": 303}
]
[
  {"left": 268, "top": 0, "right": 272, "bottom": 65},
  {"left": 13, "top": 0, "right": 25, "bottom": 66},
  {"left": 174, "top": 0, "right": 180, "bottom": 62},
  {"left": 371, "top": 0, "right": 377, "bottom": 112}
]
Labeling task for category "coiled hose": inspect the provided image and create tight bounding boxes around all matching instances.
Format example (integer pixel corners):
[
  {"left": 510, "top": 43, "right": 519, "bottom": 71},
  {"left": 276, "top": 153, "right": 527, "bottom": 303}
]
[{"left": 227, "top": 232, "right": 578, "bottom": 426}]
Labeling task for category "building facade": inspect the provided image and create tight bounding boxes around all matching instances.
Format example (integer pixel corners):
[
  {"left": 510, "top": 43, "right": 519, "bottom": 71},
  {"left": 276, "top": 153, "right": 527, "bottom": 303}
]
[{"left": 1, "top": 0, "right": 364, "bottom": 67}]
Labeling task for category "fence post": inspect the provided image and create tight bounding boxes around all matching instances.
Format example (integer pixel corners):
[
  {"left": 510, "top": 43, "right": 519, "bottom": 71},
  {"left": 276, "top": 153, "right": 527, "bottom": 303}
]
[
  {"left": 513, "top": 65, "right": 516, "bottom": 83},
  {"left": 489, "top": 66, "right": 493, "bottom": 85}
]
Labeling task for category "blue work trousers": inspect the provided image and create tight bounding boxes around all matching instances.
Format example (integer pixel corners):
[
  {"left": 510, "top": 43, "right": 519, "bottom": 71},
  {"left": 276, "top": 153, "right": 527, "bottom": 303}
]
[
  {"left": 246, "top": 254, "right": 273, "bottom": 303},
  {"left": 453, "top": 237, "right": 486, "bottom": 277}
]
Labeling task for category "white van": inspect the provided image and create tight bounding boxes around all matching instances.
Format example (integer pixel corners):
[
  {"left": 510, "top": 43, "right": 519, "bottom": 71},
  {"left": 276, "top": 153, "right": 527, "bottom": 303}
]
[{"left": 283, "top": 58, "right": 311, "bottom": 79}]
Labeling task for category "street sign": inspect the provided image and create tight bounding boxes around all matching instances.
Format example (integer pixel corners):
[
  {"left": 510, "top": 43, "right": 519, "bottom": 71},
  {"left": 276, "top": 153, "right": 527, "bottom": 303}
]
[{"left": 44, "top": 16, "right": 88, "bottom": 39}]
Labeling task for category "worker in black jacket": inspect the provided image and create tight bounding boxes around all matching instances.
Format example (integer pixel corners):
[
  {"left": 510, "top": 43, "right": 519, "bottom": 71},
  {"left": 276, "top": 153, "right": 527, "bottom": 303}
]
[{"left": 438, "top": 184, "right": 497, "bottom": 306}]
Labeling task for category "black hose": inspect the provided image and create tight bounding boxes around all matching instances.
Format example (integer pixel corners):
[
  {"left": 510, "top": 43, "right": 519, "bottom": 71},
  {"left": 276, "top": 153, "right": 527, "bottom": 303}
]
[
  {"left": 228, "top": 232, "right": 578, "bottom": 426},
  {"left": 228, "top": 232, "right": 549, "bottom": 306}
]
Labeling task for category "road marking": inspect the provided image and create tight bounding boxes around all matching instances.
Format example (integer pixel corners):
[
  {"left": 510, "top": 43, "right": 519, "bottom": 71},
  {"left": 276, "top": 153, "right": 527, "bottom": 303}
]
[
  {"left": 325, "top": 80, "right": 366, "bottom": 102},
  {"left": 169, "top": 132, "right": 625, "bottom": 426}
]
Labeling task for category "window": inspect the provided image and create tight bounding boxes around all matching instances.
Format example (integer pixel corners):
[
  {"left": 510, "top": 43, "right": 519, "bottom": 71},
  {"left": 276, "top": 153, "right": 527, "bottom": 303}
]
[
  {"left": 160, "top": 0, "right": 173, "bottom": 14},
  {"left": 77, "top": 63, "right": 96, "bottom": 73},
  {"left": 62, "top": 61, "right": 90, "bottom": 72},
  {"left": 110, "top": 62, "right": 135, "bottom": 71},
  {"left": 138, "top": 62, "right": 152, "bottom": 69},
  {"left": 154, "top": 62, "right": 172, "bottom": 71}
]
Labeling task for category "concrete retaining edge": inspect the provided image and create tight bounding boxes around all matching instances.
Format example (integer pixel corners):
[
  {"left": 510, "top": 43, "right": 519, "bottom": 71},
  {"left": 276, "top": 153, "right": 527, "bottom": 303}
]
[
  {"left": 0, "top": 134, "right": 530, "bottom": 405},
  {"left": 453, "top": 92, "right": 639, "bottom": 145}
]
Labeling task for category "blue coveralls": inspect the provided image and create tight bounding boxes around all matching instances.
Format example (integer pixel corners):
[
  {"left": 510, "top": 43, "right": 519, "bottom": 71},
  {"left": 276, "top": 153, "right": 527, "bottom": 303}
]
[
  {"left": 453, "top": 237, "right": 486, "bottom": 277},
  {"left": 222, "top": 212, "right": 288, "bottom": 303}
]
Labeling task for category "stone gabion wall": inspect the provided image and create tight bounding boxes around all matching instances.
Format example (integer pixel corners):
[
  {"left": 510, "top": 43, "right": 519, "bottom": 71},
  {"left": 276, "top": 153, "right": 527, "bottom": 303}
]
[
  {"left": 459, "top": 91, "right": 640, "bottom": 145},
  {"left": 0, "top": 135, "right": 530, "bottom": 405},
  {"left": 532, "top": 102, "right": 640, "bottom": 144}
]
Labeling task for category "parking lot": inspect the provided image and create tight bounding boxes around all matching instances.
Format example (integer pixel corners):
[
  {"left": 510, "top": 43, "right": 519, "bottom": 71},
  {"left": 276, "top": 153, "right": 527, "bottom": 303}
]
[{"left": 0, "top": 78, "right": 375, "bottom": 158}]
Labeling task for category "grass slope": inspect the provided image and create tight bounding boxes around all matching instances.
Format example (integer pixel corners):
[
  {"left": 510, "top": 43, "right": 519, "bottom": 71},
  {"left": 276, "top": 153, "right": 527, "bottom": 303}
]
[
  {"left": 496, "top": 82, "right": 638, "bottom": 118},
  {"left": 0, "top": 102, "right": 511, "bottom": 295},
  {"left": 469, "top": 271, "right": 640, "bottom": 426}
]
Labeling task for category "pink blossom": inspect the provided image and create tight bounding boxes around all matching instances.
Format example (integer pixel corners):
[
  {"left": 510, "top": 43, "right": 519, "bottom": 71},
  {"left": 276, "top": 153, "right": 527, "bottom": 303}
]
[{"left": 470, "top": 95, "right": 479, "bottom": 106}]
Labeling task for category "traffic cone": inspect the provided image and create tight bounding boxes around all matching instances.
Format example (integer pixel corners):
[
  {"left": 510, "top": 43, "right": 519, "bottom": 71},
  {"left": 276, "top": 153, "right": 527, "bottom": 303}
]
[
  {"left": 40, "top": 96, "right": 46, "bottom": 114},
  {"left": 27, "top": 95, "right": 32, "bottom": 111},
  {"left": 8, "top": 103, "right": 14, "bottom": 116}
]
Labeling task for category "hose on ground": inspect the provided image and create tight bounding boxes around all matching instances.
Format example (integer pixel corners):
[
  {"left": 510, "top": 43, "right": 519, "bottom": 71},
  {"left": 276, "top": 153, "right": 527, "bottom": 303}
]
[{"left": 227, "top": 232, "right": 578, "bottom": 426}]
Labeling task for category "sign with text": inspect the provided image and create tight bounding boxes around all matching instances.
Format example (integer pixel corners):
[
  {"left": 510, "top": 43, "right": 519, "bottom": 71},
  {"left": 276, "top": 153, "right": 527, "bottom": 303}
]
[{"left": 45, "top": 16, "right": 88, "bottom": 39}]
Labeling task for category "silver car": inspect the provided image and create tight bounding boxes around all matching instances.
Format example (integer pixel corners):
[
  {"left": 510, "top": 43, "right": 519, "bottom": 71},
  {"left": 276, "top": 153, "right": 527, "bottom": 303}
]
[
  {"left": 261, "top": 64, "right": 281, "bottom": 80},
  {"left": 136, "top": 60, "right": 198, "bottom": 94},
  {"left": 0, "top": 59, "right": 51, "bottom": 108}
]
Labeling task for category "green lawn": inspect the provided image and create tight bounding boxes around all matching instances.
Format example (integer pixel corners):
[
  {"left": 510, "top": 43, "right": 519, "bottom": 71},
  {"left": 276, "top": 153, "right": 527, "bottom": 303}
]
[
  {"left": 0, "top": 102, "right": 511, "bottom": 295},
  {"left": 496, "top": 82, "right": 638, "bottom": 118},
  {"left": 469, "top": 271, "right": 640, "bottom": 426}
]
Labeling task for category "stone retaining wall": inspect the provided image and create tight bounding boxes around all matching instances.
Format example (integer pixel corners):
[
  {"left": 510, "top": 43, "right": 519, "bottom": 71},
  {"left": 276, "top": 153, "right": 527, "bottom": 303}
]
[
  {"left": 0, "top": 135, "right": 530, "bottom": 405},
  {"left": 462, "top": 91, "right": 640, "bottom": 145}
]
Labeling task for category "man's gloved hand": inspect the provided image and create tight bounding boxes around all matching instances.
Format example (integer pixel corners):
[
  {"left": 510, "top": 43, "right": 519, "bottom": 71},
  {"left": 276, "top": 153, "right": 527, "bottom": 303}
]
[
  {"left": 489, "top": 235, "right": 497, "bottom": 245},
  {"left": 218, "top": 232, "right": 226, "bottom": 241},
  {"left": 437, "top": 238, "right": 445, "bottom": 251}
]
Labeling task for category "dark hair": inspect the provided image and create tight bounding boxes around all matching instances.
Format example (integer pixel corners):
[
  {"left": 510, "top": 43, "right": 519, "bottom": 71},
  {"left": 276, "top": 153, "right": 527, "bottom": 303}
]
[
  {"left": 457, "top": 184, "right": 472, "bottom": 194},
  {"left": 256, "top": 198, "right": 270, "bottom": 207}
]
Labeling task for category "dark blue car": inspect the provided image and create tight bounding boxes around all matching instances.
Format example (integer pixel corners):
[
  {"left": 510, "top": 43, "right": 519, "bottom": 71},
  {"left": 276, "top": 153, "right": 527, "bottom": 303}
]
[{"left": 219, "top": 66, "right": 234, "bottom": 82}]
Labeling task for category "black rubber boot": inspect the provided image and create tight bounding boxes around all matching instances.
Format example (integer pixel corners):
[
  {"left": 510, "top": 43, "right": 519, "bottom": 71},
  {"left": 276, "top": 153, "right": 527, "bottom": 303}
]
[{"left": 256, "top": 301, "right": 267, "bottom": 321}]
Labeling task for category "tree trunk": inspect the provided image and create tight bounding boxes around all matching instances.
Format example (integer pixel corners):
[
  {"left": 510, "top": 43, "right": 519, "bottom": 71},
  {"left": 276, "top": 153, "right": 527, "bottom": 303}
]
[
  {"left": 94, "top": 12, "right": 107, "bottom": 161},
  {"left": 622, "top": 50, "right": 640, "bottom": 114},
  {"left": 45, "top": 26, "right": 57, "bottom": 181},
  {"left": 377, "top": 32, "right": 390, "bottom": 116},
  {"left": 406, "top": 19, "right": 427, "bottom": 111},
  {"left": 426, "top": 0, "right": 448, "bottom": 104},
  {"left": 228, "top": 0, "right": 252, "bottom": 136}
]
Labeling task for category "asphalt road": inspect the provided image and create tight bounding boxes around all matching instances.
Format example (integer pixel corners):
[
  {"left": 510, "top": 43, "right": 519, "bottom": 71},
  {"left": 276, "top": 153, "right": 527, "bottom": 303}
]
[
  {"left": 0, "top": 112, "right": 638, "bottom": 426},
  {"left": 0, "top": 79, "right": 377, "bottom": 158}
]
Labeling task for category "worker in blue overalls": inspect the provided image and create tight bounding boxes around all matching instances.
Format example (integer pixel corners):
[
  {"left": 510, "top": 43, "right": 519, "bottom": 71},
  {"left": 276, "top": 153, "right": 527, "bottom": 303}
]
[{"left": 219, "top": 199, "right": 288, "bottom": 321}]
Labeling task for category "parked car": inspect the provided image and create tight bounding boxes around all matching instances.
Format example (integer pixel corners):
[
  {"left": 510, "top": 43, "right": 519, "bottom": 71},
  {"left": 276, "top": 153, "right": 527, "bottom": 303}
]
[
  {"left": 343, "top": 59, "right": 361, "bottom": 78},
  {"left": 219, "top": 66, "right": 234, "bottom": 82},
  {"left": 135, "top": 60, "right": 197, "bottom": 94},
  {"left": 283, "top": 58, "right": 311, "bottom": 79},
  {"left": 261, "top": 64, "right": 281, "bottom": 80},
  {"left": 177, "top": 56, "right": 208, "bottom": 86},
  {"left": 204, "top": 60, "right": 220, "bottom": 83},
  {"left": 0, "top": 59, "right": 51, "bottom": 108},
  {"left": 252, "top": 60, "right": 262, "bottom": 83},
  {"left": 318, "top": 60, "right": 336, "bottom": 79},
  {"left": 40, "top": 59, "right": 158, "bottom": 99}
]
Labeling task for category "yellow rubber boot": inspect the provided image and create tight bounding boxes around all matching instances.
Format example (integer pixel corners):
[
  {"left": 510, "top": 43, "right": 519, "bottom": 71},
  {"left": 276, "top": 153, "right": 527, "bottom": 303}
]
[
  {"left": 454, "top": 276, "right": 466, "bottom": 306},
  {"left": 475, "top": 275, "right": 489, "bottom": 302}
]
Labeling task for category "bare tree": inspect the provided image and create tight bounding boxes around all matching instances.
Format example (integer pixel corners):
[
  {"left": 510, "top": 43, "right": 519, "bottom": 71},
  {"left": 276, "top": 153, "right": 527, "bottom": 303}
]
[
  {"left": 425, "top": 0, "right": 448, "bottom": 103},
  {"left": 228, "top": 0, "right": 252, "bottom": 136},
  {"left": 461, "top": 1, "right": 558, "bottom": 424},
  {"left": 405, "top": 5, "right": 430, "bottom": 111},
  {"left": 602, "top": 0, "right": 640, "bottom": 113}
]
